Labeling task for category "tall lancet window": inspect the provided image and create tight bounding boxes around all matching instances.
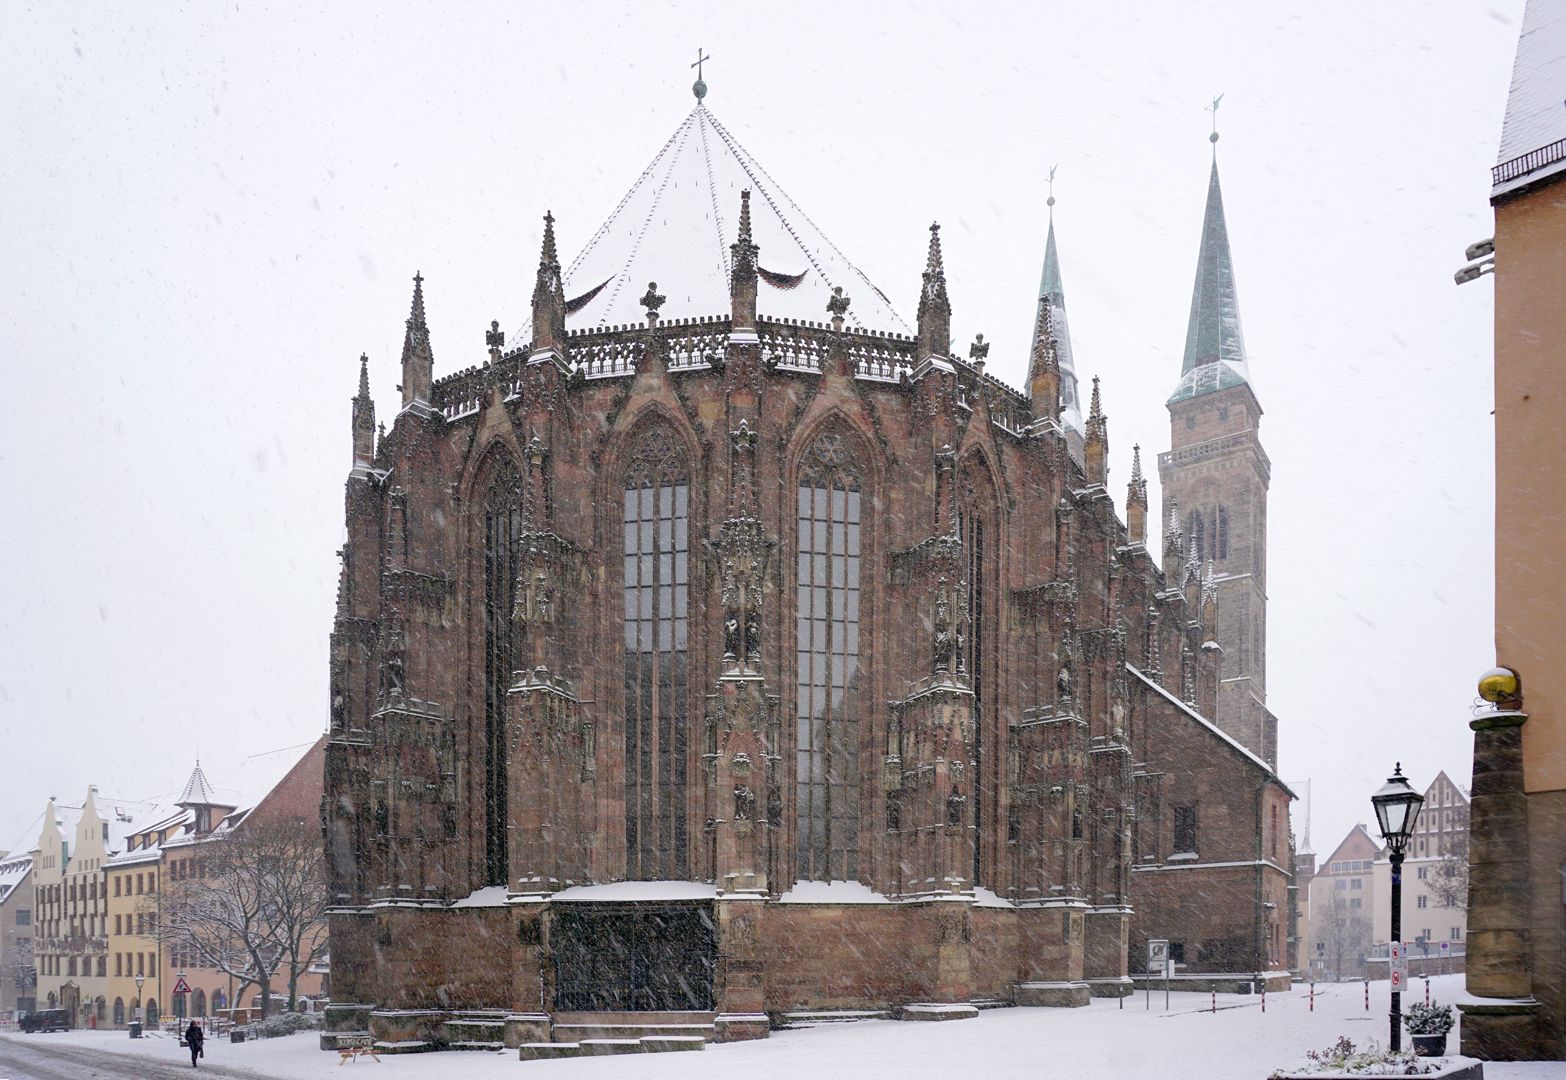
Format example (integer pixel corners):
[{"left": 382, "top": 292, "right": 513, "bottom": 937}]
[
  {"left": 959, "top": 457, "right": 998, "bottom": 886},
  {"left": 795, "top": 431, "right": 863, "bottom": 881},
  {"left": 623, "top": 427, "right": 691, "bottom": 879},
  {"left": 482, "top": 456, "right": 524, "bottom": 887}
]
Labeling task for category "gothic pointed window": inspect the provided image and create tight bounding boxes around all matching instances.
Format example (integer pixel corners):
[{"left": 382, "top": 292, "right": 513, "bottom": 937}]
[
  {"left": 482, "top": 455, "right": 523, "bottom": 886},
  {"left": 1216, "top": 506, "right": 1230, "bottom": 561},
  {"left": 795, "top": 430, "right": 864, "bottom": 882},
  {"left": 959, "top": 456, "right": 998, "bottom": 886},
  {"left": 622, "top": 426, "right": 690, "bottom": 879}
]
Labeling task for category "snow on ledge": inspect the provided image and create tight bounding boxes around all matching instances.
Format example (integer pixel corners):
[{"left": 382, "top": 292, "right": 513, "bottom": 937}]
[
  {"left": 551, "top": 880, "right": 718, "bottom": 902},
  {"left": 450, "top": 885, "right": 509, "bottom": 908},
  {"left": 972, "top": 886, "right": 1015, "bottom": 909},
  {"left": 777, "top": 880, "right": 892, "bottom": 904}
]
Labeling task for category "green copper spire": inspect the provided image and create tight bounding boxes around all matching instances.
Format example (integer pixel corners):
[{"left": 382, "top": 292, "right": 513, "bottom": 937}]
[
  {"left": 1168, "top": 153, "right": 1253, "bottom": 404},
  {"left": 1028, "top": 168, "right": 1083, "bottom": 432}
]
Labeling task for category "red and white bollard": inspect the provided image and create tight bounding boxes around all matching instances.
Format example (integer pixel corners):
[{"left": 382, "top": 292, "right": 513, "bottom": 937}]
[
  {"left": 1261, "top": 987, "right": 1267, "bottom": 1013},
  {"left": 1425, "top": 976, "right": 1431, "bottom": 1006},
  {"left": 1212, "top": 990, "right": 1217, "bottom": 1014},
  {"left": 1365, "top": 979, "right": 1370, "bottom": 1011},
  {"left": 1309, "top": 982, "right": 1315, "bottom": 1012}
]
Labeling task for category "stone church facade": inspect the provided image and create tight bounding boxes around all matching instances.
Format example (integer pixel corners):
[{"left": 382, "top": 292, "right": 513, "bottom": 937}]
[{"left": 322, "top": 101, "right": 1292, "bottom": 1052}]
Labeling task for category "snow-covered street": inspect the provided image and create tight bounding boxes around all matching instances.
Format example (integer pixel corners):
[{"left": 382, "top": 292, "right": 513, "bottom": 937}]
[{"left": 1, "top": 976, "right": 1561, "bottom": 1080}]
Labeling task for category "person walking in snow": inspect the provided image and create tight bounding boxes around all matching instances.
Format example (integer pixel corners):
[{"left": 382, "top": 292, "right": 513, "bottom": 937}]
[{"left": 184, "top": 1020, "right": 204, "bottom": 1067}]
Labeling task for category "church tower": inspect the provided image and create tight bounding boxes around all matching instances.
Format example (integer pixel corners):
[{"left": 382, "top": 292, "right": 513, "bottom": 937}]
[{"left": 1158, "top": 135, "right": 1276, "bottom": 767}]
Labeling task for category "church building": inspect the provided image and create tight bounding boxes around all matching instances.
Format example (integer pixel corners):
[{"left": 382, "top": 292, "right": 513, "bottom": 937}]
[{"left": 322, "top": 90, "right": 1292, "bottom": 1055}]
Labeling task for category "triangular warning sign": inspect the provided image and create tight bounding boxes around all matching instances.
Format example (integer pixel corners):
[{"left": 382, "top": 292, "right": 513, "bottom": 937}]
[{"left": 172, "top": 976, "right": 191, "bottom": 994}]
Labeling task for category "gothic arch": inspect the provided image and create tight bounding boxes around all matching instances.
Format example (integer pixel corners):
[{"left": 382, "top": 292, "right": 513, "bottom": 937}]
[
  {"left": 788, "top": 415, "right": 877, "bottom": 883},
  {"left": 612, "top": 411, "right": 697, "bottom": 880},
  {"left": 957, "top": 447, "right": 1002, "bottom": 887},
  {"left": 469, "top": 442, "right": 524, "bottom": 887}
]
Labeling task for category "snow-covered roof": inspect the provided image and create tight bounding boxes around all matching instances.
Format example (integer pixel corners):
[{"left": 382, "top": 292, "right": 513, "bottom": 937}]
[
  {"left": 527, "top": 103, "right": 908, "bottom": 339},
  {"left": 177, "top": 763, "right": 220, "bottom": 807},
  {"left": 0, "top": 852, "right": 32, "bottom": 903},
  {"left": 1494, "top": 0, "right": 1566, "bottom": 197},
  {"left": 1168, "top": 158, "right": 1254, "bottom": 405},
  {"left": 1127, "top": 664, "right": 1293, "bottom": 796}
]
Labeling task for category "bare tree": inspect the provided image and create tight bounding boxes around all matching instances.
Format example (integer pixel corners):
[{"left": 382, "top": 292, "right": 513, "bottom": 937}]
[
  {"left": 144, "top": 816, "right": 327, "bottom": 1016},
  {"left": 1427, "top": 802, "right": 1470, "bottom": 912},
  {"left": 1318, "top": 892, "right": 1371, "bottom": 981},
  {"left": 5, "top": 934, "right": 35, "bottom": 1011}
]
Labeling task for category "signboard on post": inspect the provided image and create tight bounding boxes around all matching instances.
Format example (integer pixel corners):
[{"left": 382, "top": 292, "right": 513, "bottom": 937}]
[
  {"left": 172, "top": 975, "right": 191, "bottom": 995},
  {"left": 1389, "top": 940, "right": 1407, "bottom": 992},
  {"left": 1147, "top": 939, "right": 1169, "bottom": 975}
]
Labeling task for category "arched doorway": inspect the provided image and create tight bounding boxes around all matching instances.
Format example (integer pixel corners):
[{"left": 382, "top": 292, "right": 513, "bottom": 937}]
[
  {"left": 193, "top": 989, "right": 206, "bottom": 1018},
  {"left": 95, "top": 996, "right": 106, "bottom": 1025},
  {"left": 113, "top": 998, "right": 125, "bottom": 1025},
  {"left": 212, "top": 989, "right": 226, "bottom": 1013},
  {"left": 146, "top": 998, "right": 160, "bottom": 1025},
  {"left": 60, "top": 983, "right": 80, "bottom": 1021}
]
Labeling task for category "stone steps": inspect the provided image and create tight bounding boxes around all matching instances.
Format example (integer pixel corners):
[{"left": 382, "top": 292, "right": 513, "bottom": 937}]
[
  {"left": 519, "top": 1035, "right": 707, "bottom": 1060},
  {"left": 778, "top": 1009, "right": 892, "bottom": 1027}
]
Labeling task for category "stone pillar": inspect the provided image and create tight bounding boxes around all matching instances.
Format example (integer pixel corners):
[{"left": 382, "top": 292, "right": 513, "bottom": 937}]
[
  {"left": 714, "top": 899, "right": 769, "bottom": 1041},
  {"left": 1459, "top": 706, "right": 1540, "bottom": 1059}
]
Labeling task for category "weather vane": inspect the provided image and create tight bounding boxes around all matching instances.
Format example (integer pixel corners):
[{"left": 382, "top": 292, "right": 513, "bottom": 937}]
[
  {"left": 1047, "top": 164, "right": 1058, "bottom": 210},
  {"left": 692, "top": 48, "right": 711, "bottom": 101},
  {"left": 1207, "top": 92, "right": 1224, "bottom": 145}
]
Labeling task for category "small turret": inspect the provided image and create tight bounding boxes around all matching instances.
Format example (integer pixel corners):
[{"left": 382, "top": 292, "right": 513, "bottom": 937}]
[
  {"left": 400, "top": 273, "right": 434, "bottom": 408},
  {"left": 730, "top": 189, "right": 759, "bottom": 336},
  {"left": 916, "top": 223, "right": 951, "bottom": 362},
  {"left": 352, "top": 353, "right": 375, "bottom": 473},
  {"left": 530, "top": 211, "right": 566, "bottom": 361},
  {"left": 1126, "top": 445, "right": 1148, "bottom": 545},
  {"left": 1028, "top": 304, "right": 1061, "bottom": 424},
  {"left": 1200, "top": 559, "right": 1219, "bottom": 635},
  {"left": 1083, "top": 375, "right": 1108, "bottom": 486}
]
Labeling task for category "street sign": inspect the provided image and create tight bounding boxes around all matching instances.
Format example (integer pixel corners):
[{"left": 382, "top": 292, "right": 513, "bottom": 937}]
[
  {"left": 1389, "top": 940, "right": 1407, "bottom": 991},
  {"left": 1440, "top": 941, "right": 1451, "bottom": 954},
  {"left": 172, "top": 976, "right": 191, "bottom": 995},
  {"left": 1147, "top": 939, "right": 1169, "bottom": 975}
]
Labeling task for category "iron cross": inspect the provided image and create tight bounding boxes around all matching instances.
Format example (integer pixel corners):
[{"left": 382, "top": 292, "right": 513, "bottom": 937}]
[
  {"left": 691, "top": 48, "right": 711, "bottom": 81},
  {"left": 1208, "top": 93, "right": 1224, "bottom": 134}
]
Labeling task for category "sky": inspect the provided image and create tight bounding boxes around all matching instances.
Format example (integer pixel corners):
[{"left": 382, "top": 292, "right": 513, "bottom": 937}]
[{"left": 0, "top": 2, "right": 1518, "bottom": 860}]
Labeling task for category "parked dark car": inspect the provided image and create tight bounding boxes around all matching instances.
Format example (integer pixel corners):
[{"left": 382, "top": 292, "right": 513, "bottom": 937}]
[{"left": 20, "top": 1009, "right": 71, "bottom": 1033}]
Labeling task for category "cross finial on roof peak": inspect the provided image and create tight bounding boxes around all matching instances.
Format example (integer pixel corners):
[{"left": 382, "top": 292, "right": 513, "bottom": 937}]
[
  {"left": 691, "top": 48, "right": 711, "bottom": 101},
  {"left": 1047, "top": 164, "right": 1058, "bottom": 210},
  {"left": 1208, "top": 92, "right": 1224, "bottom": 147}
]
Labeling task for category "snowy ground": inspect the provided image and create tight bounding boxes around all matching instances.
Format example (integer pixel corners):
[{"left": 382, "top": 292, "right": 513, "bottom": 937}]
[{"left": 1, "top": 975, "right": 1561, "bottom": 1080}]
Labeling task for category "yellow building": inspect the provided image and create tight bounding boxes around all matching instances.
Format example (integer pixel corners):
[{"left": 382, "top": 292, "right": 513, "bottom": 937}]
[
  {"left": 105, "top": 845, "right": 162, "bottom": 1025},
  {"left": 104, "top": 764, "right": 235, "bottom": 1026},
  {"left": 1460, "top": 0, "right": 1566, "bottom": 1059}
]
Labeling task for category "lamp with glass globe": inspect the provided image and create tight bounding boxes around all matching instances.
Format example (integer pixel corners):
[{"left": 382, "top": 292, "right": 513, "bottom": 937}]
[{"left": 1371, "top": 763, "right": 1425, "bottom": 1053}]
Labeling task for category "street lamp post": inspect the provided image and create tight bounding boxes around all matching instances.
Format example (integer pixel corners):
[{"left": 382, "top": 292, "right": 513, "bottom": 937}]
[
  {"left": 134, "top": 975, "right": 145, "bottom": 1025},
  {"left": 1372, "top": 763, "right": 1425, "bottom": 1053}
]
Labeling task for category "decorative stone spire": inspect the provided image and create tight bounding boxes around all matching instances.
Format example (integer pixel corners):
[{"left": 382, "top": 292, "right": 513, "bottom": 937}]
[
  {"left": 531, "top": 212, "right": 566, "bottom": 360},
  {"left": 1168, "top": 152, "right": 1254, "bottom": 404},
  {"left": 1028, "top": 205, "right": 1084, "bottom": 433},
  {"left": 1200, "top": 558, "right": 1219, "bottom": 632},
  {"left": 1083, "top": 375, "right": 1108, "bottom": 485},
  {"left": 1126, "top": 445, "right": 1148, "bottom": 545},
  {"left": 730, "top": 189, "right": 759, "bottom": 334},
  {"left": 352, "top": 352, "right": 376, "bottom": 472},
  {"left": 400, "top": 273, "right": 434, "bottom": 408},
  {"left": 1028, "top": 303, "right": 1061, "bottom": 423},
  {"left": 916, "top": 223, "right": 951, "bottom": 361},
  {"left": 1163, "top": 496, "right": 1185, "bottom": 581}
]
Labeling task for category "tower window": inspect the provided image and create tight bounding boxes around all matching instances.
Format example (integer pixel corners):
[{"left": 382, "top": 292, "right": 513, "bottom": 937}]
[
  {"left": 1217, "top": 506, "right": 1230, "bottom": 560},
  {"left": 1173, "top": 806, "right": 1198, "bottom": 854},
  {"left": 1186, "top": 512, "right": 1206, "bottom": 563}
]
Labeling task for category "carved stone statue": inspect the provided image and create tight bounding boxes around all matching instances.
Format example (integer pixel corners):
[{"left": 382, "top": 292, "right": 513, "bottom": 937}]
[
  {"left": 724, "top": 613, "right": 741, "bottom": 661},
  {"left": 744, "top": 606, "right": 761, "bottom": 662}
]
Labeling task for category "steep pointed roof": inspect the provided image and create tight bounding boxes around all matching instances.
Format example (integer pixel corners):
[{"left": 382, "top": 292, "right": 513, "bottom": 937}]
[
  {"left": 177, "top": 763, "right": 219, "bottom": 808},
  {"left": 402, "top": 272, "right": 433, "bottom": 367},
  {"left": 1029, "top": 215, "right": 1084, "bottom": 432},
  {"left": 528, "top": 103, "right": 907, "bottom": 337},
  {"left": 1168, "top": 157, "right": 1254, "bottom": 404}
]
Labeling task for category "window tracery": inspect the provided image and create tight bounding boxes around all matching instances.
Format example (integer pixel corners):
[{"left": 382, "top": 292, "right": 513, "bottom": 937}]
[{"left": 795, "top": 429, "right": 864, "bottom": 881}]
